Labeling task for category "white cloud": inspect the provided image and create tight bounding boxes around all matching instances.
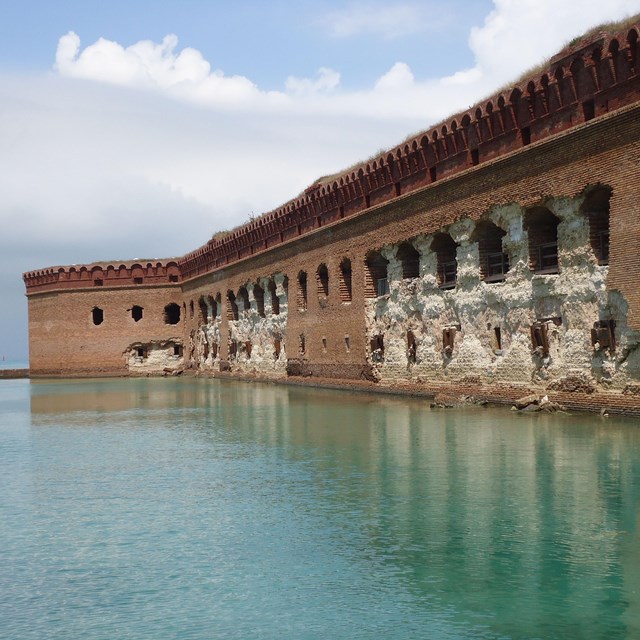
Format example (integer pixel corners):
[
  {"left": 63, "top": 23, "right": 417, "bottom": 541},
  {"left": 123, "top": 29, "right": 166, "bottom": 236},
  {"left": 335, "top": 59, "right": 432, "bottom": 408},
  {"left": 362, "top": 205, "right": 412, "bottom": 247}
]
[
  {"left": 285, "top": 68, "right": 341, "bottom": 96},
  {"left": 320, "top": 1, "right": 437, "bottom": 39}
]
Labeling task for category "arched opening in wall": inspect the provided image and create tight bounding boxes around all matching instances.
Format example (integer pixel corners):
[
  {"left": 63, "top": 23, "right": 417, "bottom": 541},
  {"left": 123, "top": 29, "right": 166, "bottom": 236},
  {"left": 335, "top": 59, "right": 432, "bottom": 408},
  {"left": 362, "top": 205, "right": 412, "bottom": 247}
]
[
  {"left": 274, "top": 337, "right": 282, "bottom": 359},
  {"left": 189, "top": 300, "right": 194, "bottom": 319},
  {"left": 406, "top": 330, "right": 417, "bottom": 364},
  {"left": 253, "top": 284, "right": 265, "bottom": 317},
  {"left": 198, "top": 296, "right": 208, "bottom": 324},
  {"left": 364, "top": 251, "right": 389, "bottom": 298},
  {"left": 525, "top": 207, "right": 560, "bottom": 273},
  {"left": 396, "top": 242, "right": 420, "bottom": 279},
  {"left": 227, "top": 291, "right": 239, "bottom": 321},
  {"left": 370, "top": 334, "right": 384, "bottom": 362},
  {"left": 229, "top": 339, "right": 238, "bottom": 358},
  {"left": 92, "top": 307, "right": 104, "bottom": 326},
  {"left": 339, "top": 258, "right": 352, "bottom": 303},
  {"left": 431, "top": 233, "right": 458, "bottom": 289},
  {"left": 472, "top": 221, "right": 509, "bottom": 282},
  {"left": 297, "top": 271, "right": 308, "bottom": 311},
  {"left": 131, "top": 305, "right": 143, "bottom": 322},
  {"left": 581, "top": 186, "right": 611, "bottom": 265},
  {"left": 316, "top": 264, "right": 329, "bottom": 301},
  {"left": 164, "top": 303, "right": 181, "bottom": 325},
  {"left": 268, "top": 279, "right": 280, "bottom": 315},
  {"left": 238, "top": 286, "right": 250, "bottom": 314},
  {"left": 208, "top": 295, "right": 217, "bottom": 320}
]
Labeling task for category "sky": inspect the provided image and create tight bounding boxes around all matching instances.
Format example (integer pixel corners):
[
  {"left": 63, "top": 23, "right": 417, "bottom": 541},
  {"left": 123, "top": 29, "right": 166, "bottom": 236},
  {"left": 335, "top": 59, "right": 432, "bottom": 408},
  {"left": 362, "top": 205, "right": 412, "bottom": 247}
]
[{"left": 2, "top": 0, "right": 639, "bottom": 362}]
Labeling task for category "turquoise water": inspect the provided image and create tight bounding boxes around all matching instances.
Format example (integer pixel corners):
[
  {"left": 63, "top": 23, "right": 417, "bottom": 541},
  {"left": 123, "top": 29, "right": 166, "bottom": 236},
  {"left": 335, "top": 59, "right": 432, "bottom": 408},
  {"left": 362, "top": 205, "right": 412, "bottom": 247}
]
[{"left": 2, "top": 377, "right": 640, "bottom": 639}]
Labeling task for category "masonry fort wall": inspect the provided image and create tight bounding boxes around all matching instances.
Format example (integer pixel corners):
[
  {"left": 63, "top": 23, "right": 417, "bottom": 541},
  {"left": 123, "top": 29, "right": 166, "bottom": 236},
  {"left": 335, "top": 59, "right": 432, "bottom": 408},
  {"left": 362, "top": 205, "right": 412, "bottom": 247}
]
[{"left": 23, "top": 21, "right": 640, "bottom": 412}]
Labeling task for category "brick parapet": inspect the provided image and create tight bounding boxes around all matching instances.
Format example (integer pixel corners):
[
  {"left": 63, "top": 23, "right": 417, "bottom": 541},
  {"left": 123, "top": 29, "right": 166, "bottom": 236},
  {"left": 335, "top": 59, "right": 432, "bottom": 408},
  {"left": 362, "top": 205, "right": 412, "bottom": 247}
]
[{"left": 23, "top": 259, "right": 182, "bottom": 294}]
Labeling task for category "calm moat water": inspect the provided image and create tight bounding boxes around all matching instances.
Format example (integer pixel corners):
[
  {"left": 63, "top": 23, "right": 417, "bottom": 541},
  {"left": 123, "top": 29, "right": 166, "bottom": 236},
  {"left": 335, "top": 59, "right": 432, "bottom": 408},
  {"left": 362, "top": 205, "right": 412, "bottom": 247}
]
[{"left": 2, "top": 377, "right": 640, "bottom": 639}]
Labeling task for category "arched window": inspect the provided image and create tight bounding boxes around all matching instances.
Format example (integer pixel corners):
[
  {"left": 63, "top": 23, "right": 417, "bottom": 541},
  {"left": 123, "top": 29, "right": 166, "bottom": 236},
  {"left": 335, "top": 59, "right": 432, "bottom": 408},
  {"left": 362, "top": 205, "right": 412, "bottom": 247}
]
[
  {"left": 198, "top": 296, "right": 208, "bottom": 324},
  {"left": 431, "top": 233, "right": 458, "bottom": 289},
  {"left": 581, "top": 186, "right": 611, "bottom": 265},
  {"left": 297, "top": 271, "right": 308, "bottom": 311},
  {"left": 525, "top": 207, "right": 560, "bottom": 273},
  {"left": 131, "top": 305, "right": 143, "bottom": 322},
  {"left": 164, "top": 303, "right": 181, "bottom": 325},
  {"left": 472, "top": 221, "right": 509, "bottom": 282},
  {"left": 253, "top": 284, "right": 265, "bottom": 317},
  {"left": 365, "top": 251, "right": 389, "bottom": 298},
  {"left": 268, "top": 279, "right": 280, "bottom": 315},
  {"left": 316, "top": 264, "right": 329, "bottom": 300},
  {"left": 208, "top": 295, "right": 218, "bottom": 320},
  {"left": 227, "top": 291, "right": 239, "bottom": 321},
  {"left": 92, "top": 307, "right": 104, "bottom": 325},
  {"left": 339, "top": 258, "right": 352, "bottom": 303},
  {"left": 396, "top": 242, "right": 420, "bottom": 279},
  {"left": 238, "top": 287, "right": 250, "bottom": 314}
]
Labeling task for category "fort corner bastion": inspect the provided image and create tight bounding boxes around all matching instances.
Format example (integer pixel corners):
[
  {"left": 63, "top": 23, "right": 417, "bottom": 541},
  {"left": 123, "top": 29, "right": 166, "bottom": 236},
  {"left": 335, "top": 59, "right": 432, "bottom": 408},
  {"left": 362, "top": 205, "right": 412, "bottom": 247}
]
[{"left": 23, "top": 21, "right": 640, "bottom": 414}]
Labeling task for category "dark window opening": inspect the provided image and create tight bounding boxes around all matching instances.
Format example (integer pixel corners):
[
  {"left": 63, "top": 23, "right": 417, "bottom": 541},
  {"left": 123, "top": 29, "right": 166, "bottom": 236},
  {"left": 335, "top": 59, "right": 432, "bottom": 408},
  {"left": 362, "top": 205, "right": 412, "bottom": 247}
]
[
  {"left": 245, "top": 341, "right": 252, "bottom": 358},
  {"left": 268, "top": 279, "right": 280, "bottom": 315},
  {"left": 430, "top": 166, "right": 437, "bottom": 182},
  {"left": 345, "top": 336, "right": 350, "bottom": 352},
  {"left": 134, "top": 277, "right": 143, "bottom": 285},
  {"left": 530, "top": 322, "right": 550, "bottom": 357},
  {"left": 238, "top": 287, "right": 250, "bottom": 314},
  {"left": 521, "top": 127, "right": 531, "bottom": 146},
  {"left": 209, "top": 295, "right": 218, "bottom": 320},
  {"left": 322, "top": 337, "right": 327, "bottom": 352},
  {"left": 591, "top": 319, "right": 616, "bottom": 352},
  {"left": 493, "top": 326, "right": 502, "bottom": 351},
  {"left": 198, "top": 297, "right": 208, "bottom": 324},
  {"left": 299, "top": 334, "right": 306, "bottom": 357},
  {"left": 227, "top": 291, "right": 239, "bottom": 321},
  {"left": 470, "top": 148, "right": 479, "bottom": 166},
  {"left": 274, "top": 338, "right": 282, "bottom": 359},
  {"left": 365, "top": 194, "right": 371, "bottom": 208},
  {"left": 431, "top": 233, "right": 458, "bottom": 289},
  {"left": 92, "top": 307, "right": 104, "bottom": 326},
  {"left": 173, "top": 344, "right": 183, "bottom": 357},
  {"left": 339, "top": 258, "right": 352, "bottom": 303},
  {"left": 169, "top": 275, "right": 179, "bottom": 283},
  {"left": 131, "top": 305, "right": 143, "bottom": 322},
  {"left": 203, "top": 342, "right": 209, "bottom": 359},
  {"left": 253, "top": 284, "right": 265, "bottom": 317},
  {"left": 370, "top": 334, "right": 384, "bottom": 362},
  {"left": 443, "top": 327, "right": 456, "bottom": 356},
  {"left": 211, "top": 342, "right": 218, "bottom": 359},
  {"left": 396, "top": 242, "right": 420, "bottom": 279},
  {"left": 365, "top": 251, "right": 389, "bottom": 298},
  {"left": 94, "top": 279, "right": 103, "bottom": 286},
  {"left": 229, "top": 339, "right": 238, "bottom": 358},
  {"left": 189, "top": 300, "right": 194, "bottom": 319},
  {"left": 472, "top": 221, "right": 509, "bottom": 282},
  {"left": 582, "top": 99, "right": 595, "bottom": 121},
  {"left": 297, "top": 272, "right": 308, "bottom": 311},
  {"left": 394, "top": 182, "right": 401, "bottom": 197},
  {"left": 136, "top": 347, "right": 146, "bottom": 358},
  {"left": 407, "top": 330, "right": 417, "bottom": 364},
  {"left": 582, "top": 186, "right": 611, "bottom": 265},
  {"left": 525, "top": 207, "right": 560, "bottom": 274},
  {"left": 316, "top": 264, "right": 329, "bottom": 301},
  {"left": 164, "top": 303, "right": 181, "bottom": 325}
]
